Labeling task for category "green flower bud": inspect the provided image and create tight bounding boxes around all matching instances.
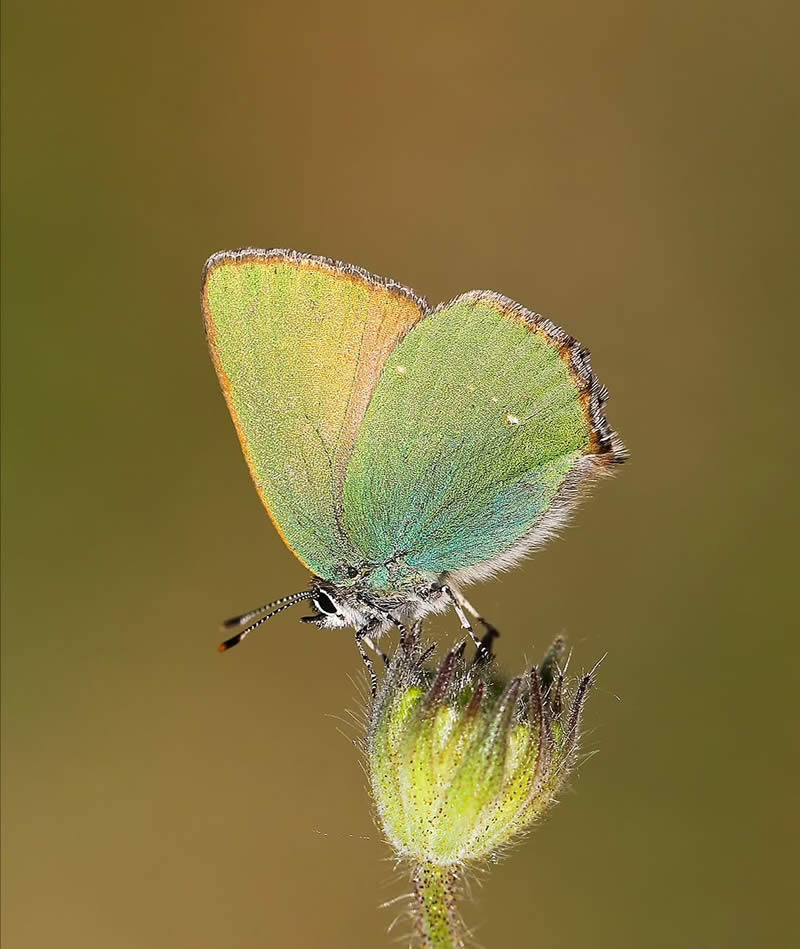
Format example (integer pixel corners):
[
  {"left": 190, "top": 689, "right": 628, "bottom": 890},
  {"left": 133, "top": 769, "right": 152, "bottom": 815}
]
[{"left": 368, "top": 637, "right": 592, "bottom": 868}]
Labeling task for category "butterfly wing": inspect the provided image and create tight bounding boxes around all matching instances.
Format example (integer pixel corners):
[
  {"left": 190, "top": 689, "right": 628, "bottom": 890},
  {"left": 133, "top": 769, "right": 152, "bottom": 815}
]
[
  {"left": 202, "top": 249, "right": 425, "bottom": 579},
  {"left": 342, "top": 291, "right": 626, "bottom": 582}
]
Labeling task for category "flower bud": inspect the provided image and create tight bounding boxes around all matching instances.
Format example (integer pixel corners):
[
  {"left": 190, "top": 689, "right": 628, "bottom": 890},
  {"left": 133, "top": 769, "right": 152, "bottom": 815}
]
[{"left": 367, "top": 637, "right": 593, "bottom": 867}]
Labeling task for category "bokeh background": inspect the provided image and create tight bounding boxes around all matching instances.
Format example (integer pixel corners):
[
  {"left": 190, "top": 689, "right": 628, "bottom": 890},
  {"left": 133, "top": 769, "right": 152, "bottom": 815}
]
[{"left": 3, "top": 1, "right": 798, "bottom": 946}]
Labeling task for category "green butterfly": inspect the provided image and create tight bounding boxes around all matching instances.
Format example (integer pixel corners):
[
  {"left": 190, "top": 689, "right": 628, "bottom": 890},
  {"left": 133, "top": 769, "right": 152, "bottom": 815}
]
[{"left": 203, "top": 249, "right": 625, "bottom": 683}]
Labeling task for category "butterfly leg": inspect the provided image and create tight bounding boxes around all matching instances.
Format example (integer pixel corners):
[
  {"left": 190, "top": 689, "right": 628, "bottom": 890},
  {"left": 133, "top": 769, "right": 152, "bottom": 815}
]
[
  {"left": 370, "top": 607, "right": 406, "bottom": 660},
  {"left": 439, "top": 585, "right": 484, "bottom": 651},
  {"left": 355, "top": 619, "right": 383, "bottom": 696},
  {"left": 361, "top": 633, "right": 389, "bottom": 667},
  {"left": 447, "top": 589, "right": 500, "bottom": 663},
  {"left": 355, "top": 629, "right": 377, "bottom": 697},
  {"left": 402, "top": 619, "right": 424, "bottom": 651}
]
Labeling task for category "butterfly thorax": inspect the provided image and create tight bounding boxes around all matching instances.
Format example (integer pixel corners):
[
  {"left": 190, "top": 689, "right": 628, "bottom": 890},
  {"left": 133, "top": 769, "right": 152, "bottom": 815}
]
[{"left": 308, "top": 568, "right": 450, "bottom": 634}]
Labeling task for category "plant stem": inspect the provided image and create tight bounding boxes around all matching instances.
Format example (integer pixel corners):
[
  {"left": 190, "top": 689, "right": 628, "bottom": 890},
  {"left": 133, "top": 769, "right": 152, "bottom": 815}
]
[{"left": 412, "top": 864, "right": 463, "bottom": 949}]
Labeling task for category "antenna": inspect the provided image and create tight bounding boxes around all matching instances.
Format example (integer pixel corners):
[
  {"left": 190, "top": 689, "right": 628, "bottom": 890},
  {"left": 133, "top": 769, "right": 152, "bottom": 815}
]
[
  {"left": 218, "top": 593, "right": 313, "bottom": 652},
  {"left": 221, "top": 591, "right": 312, "bottom": 629}
]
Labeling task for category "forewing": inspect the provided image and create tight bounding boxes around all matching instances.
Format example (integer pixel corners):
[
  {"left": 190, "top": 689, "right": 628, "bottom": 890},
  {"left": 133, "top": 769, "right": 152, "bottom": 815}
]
[
  {"left": 342, "top": 292, "right": 625, "bottom": 579},
  {"left": 203, "top": 249, "right": 425, "bottom": 579}
]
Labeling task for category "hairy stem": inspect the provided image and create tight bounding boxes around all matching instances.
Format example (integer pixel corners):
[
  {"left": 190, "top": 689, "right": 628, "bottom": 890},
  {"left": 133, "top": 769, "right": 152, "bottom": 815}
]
[{"left": 412, "top": 864, "right": 463, "bottom": 949}]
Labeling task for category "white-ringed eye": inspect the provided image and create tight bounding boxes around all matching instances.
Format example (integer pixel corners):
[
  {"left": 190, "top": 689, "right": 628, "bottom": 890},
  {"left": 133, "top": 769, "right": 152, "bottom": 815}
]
[{"left": 314, "top": 590, "right": 339, "bottom": 614}]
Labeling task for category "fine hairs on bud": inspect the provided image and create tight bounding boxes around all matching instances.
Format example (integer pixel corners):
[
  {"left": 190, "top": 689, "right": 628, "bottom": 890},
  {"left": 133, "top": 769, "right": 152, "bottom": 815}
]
[{"left": 365, "top": 632, "right": 596, "bottom": 948}]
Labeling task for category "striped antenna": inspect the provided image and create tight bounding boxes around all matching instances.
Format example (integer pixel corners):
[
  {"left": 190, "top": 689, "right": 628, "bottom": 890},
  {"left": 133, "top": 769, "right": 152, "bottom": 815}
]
[
  {"left": 221, "top": 591, "right": 312, "bottom": 630},
  {"left": 218, "top": 593, "right": 313, "bottom": 652}
]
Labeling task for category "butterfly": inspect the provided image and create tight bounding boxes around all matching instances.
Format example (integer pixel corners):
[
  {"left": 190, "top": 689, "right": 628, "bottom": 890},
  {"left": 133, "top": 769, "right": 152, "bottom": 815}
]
[{"left": 203, "top": 248, "right": 626, "bottom": 685}]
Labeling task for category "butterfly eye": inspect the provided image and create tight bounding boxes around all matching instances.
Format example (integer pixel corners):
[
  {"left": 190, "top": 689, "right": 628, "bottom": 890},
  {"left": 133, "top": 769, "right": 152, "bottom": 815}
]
[{"left": 314, "top": 590, "right": 338, "bottom": 614}]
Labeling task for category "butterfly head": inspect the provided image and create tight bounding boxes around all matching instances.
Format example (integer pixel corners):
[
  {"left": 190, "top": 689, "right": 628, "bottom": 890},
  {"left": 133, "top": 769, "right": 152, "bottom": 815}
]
[{"left": 301, "top": 583, "right": 370, "bottom": 630}]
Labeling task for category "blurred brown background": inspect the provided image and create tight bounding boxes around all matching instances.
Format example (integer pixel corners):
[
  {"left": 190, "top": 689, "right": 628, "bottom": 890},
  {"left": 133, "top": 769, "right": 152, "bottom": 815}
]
[{"left": 2, "top": 1, "right": 797, "bottom": 946}]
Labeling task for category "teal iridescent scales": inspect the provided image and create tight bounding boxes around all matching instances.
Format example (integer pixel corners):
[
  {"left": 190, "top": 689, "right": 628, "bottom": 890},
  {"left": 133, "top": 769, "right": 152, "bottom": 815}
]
[
  {"left": 343, "top": 293, "right": 616, "bottom": 579},
  {"left": 203, "top": 250, "right": 625, "bottom": 589}
]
